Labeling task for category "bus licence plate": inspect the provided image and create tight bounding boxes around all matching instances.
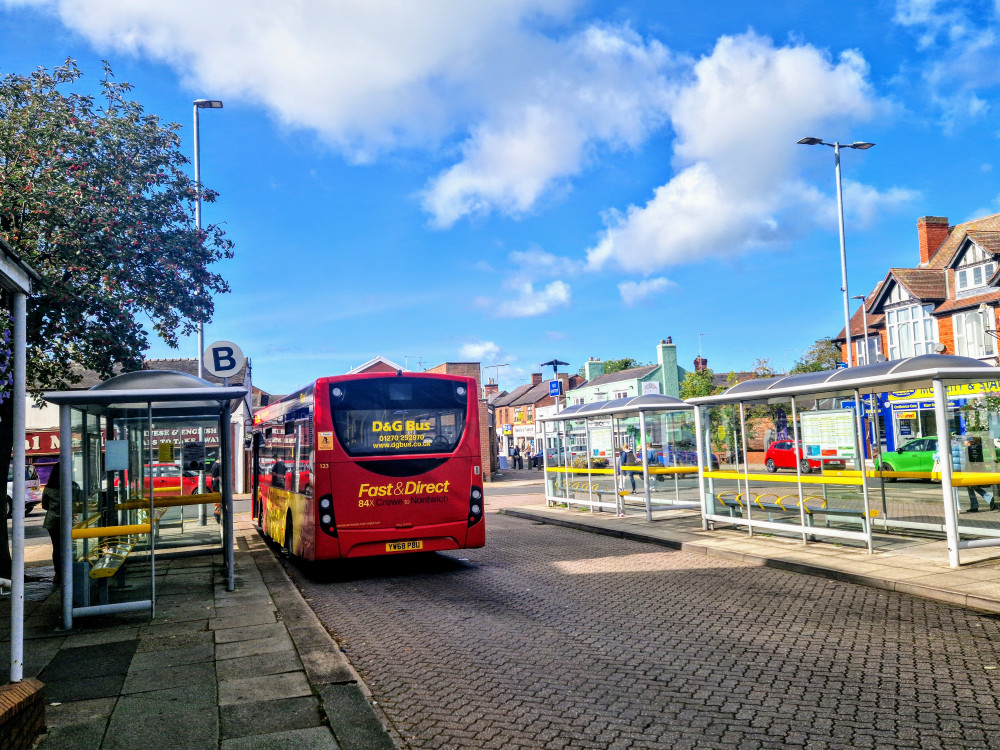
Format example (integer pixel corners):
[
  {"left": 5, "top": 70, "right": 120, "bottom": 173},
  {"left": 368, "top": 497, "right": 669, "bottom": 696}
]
[{"left": 386, "top": 541, "right": 423, "bottom": 552}]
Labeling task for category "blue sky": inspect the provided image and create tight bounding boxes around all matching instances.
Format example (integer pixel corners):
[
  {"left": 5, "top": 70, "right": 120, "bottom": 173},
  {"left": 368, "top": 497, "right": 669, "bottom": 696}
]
[{"left": 4, "top": 0, "right": 1000, "bottom": 395}]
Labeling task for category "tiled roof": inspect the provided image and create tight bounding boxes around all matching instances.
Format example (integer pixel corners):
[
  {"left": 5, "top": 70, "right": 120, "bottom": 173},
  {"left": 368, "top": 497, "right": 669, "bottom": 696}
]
[
  {"left": 144, "top": 357, "right": 248, "bottom": 386},
  {"left": 965, "top": 231, "right": 1000, "bottom": 256},
  {"left": 511, "top": 382, "right": 553, "bottom": 406},
  {"left": 712, "top": 371, "right": 753, "bottom": 388},
  {"left": 891, "top": 268, "right": 947, "bottom": 300},
  {"left": 927, "top": 212, "right": 1000, "bottom": 269},
  {"left": 577, "top": 365, "right": 658, "bottom": 389},
  {"left": 932, "top": 289, "right": 1000, "bottom": 314},
  {"left": 491, "top": 383, "right": 534, "bottom": 407}
]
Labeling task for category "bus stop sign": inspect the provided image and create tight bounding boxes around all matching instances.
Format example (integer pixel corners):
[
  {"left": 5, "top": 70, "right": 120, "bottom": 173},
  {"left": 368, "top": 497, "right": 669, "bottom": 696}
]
[
  {"left": 204, "top": 340, "right": 245, "bottom": 379},
  {"left": 549, "top": 379, "right": 563, "bottom": 397}
]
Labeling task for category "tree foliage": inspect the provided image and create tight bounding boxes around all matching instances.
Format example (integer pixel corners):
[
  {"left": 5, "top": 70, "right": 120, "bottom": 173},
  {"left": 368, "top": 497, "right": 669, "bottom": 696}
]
[
  {"left": 0, "top": 60, "right": 234, "bottom": 575},
  {"left": 603, "top": 357, "right": 644, "bottom": 374},
  {"left": 790, "top": 338, "right": 842, "bottom": 374},
  {"left": 679, "top": 367, "right": 717, "bottom": 400}
]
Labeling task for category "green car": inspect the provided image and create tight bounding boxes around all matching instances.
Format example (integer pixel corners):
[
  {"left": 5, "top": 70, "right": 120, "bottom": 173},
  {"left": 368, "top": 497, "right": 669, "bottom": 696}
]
[{"left": 875, "top": 437, "right": 938, "bottom": 480}]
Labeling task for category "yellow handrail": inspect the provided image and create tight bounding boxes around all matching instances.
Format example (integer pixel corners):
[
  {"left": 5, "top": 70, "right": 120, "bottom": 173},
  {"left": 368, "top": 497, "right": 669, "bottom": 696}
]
[
  {"left": 545, "top": 466, "right": 698, "bottom": 475},
  {"left": 116, "top": 492, "right": 221, "bottom": 511},
  {"left": 72, "top": 523, "right": 151, "bottom": 539}
]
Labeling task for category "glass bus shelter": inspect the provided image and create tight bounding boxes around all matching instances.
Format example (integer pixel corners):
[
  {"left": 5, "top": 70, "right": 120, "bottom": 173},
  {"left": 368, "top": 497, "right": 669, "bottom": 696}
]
[
  {"left": 44, "top": 370, "right": 247, "bottom": 629},
  {"left": 539, "top": 394, "right": 701, "bottom": 521},
  {"left": 687, "top": 354, "right": 1000, "bottom": 567}
]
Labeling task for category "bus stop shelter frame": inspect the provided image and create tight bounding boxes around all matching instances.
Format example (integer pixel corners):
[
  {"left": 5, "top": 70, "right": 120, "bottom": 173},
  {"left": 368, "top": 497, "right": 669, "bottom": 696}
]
[
  {"left": 2, "top": 237, "right": 40, "bottom": 683},
  {"left": 687, "top": 354, "right": 1000, "bottom": 568},
  {"left": 539, "top": 394, "right": 699, "bottom": 521},
  {"left": 44, "top": 374, "right": 247, "bottom": 630}
]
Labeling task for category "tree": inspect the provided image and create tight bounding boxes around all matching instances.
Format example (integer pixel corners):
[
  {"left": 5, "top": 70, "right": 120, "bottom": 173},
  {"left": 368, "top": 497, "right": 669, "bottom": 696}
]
[
  {"left": 790, "top": 338, "right": 842, "bottom": 373},
  {"left": 679, "top": 368, "right": 717, "bottom": 400},
  {"left": 0, "top": 60, "right": 233, "bottom": 577},
  {"left": 604, "top": 357, "right": 644, "bottom": 374}
]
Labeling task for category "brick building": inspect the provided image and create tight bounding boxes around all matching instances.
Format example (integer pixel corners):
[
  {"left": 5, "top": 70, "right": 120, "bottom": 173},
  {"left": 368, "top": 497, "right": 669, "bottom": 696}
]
[
  {"left": 834, "top": 212, "right": 1000, "bottom": 366},
  {"left": 424, "top": 361, "right": 496, "bottom": 479},
  {"left": 493, "top": 372, "right": 585, "bottom": 456}
]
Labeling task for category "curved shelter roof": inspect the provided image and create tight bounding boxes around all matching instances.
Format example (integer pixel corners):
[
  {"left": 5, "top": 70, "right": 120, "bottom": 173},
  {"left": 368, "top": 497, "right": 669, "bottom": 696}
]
[
  {"left": 539, "top": 393, "right": 691, "bottom": 422},
  {"left": 688, "top": 355, "right": 1000, "bottom": 405},
  {"left": 44, "top": 369, "right": 248, "bottom": 417}
]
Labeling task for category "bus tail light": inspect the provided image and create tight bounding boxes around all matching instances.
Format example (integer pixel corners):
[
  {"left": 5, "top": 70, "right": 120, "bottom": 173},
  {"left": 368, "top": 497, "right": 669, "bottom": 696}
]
[
  {"left": 318, "top": 494, "right": 337, "bottom": 537},
  {"left": 469, "top": 486, "right": 483, "bottom": 526}
]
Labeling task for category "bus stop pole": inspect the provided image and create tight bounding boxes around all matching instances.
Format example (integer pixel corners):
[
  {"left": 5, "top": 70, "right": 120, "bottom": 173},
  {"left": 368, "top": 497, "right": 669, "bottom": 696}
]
[
  {"left": 221, "top": 403, "right": 235, "bottom": 591},
  {"left": 791, "top": 397, "right": 807, "bottom": 544},
  {"left": 60, "top": 404, "right": 73, "bottom": 631},
  {"left": 933, "top": 379, "right": 961, "bottom": 567},
  {"left": 9, "top": 291, "right": 26, "bottom": 681},
  {"left": 739, "top": 402, "right": 753, "bottom": 536},
  {"left": 853, "top": 388, "right": 874, "bottom": 553}
]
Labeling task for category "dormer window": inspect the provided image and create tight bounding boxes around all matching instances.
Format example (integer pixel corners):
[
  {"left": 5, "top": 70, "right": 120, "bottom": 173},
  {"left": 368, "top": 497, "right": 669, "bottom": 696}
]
[{"left": 957, "top": 262, "right": 995, "bottom": 292}]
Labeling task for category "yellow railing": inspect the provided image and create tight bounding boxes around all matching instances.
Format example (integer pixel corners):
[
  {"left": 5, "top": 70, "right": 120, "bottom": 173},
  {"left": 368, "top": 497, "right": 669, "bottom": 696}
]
[
  {"left": 545, "top": 466, "right": 698, "bottom": 475},
  {"left": 72, "top": 523, "right": 151, "bottom": 540},
  {"left": 115, "top": 492, "right": 221, "bottom": 511}
]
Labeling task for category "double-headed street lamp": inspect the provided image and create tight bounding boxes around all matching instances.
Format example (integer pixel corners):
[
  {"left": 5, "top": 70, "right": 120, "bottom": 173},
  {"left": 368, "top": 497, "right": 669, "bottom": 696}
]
[
  {"left": 798, "top": 137, "right": 875, "bottom": 367},
  {"left": 193, "top": 99, "right": 223, "bottom": 379}
]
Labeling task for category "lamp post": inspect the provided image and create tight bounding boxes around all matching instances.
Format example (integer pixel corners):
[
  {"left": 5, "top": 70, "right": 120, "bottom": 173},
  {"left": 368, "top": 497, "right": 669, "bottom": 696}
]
[
  {"left": 193, "top": 99, "right": 223, "bottom": 379},
  {"left": 851, "top": 294, "right": 871, "bottom": 366},
  {"left": 193, "top": 99, "right": 222, "bottom": 521},
  {"left": 798, "top": 137, "right": 875, "bottom": 367}
]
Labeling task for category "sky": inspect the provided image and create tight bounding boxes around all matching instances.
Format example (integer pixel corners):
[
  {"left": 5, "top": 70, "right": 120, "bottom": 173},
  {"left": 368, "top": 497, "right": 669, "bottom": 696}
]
[{"left": 3, "top": 0, "right": 1000, "bottom": 395}]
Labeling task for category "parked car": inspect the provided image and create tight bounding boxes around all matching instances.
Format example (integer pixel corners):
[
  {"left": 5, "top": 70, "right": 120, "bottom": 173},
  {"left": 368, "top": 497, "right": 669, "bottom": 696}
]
[
  {"left": 874, "top": 437, "right": 937, "bottom": 481},
  {"left": 145, "top": 464, "right": 200, "bottom": 495},
  {"left": 764, "top": 441, "right": 845, "bottom": 474},
  {"left": 5, "top": 464, "right": 41, "bottom": 518}
]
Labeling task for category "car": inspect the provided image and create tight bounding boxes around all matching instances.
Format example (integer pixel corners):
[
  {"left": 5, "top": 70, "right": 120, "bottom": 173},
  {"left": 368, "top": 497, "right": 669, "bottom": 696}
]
[
  {"left": 764, "top": 440, "right": 845, "bottom": 474},
  {"left": 874, "top": 437, "right": 937, "bottom": 481},
  {"left": 144, "top": 464, "right": 200, "bottom": 495},
  {"left": 6, "top": 464, "right": 41, "bottom": 518}
]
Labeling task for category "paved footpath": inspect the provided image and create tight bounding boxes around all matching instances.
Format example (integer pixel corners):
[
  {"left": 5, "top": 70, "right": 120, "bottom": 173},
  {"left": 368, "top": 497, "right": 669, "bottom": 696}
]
[
  {"left": 1, "top": 514, "right": 396, "bottom": 750},
  {"left": 285, "top": 494, "right": 1000, "bottom": 750}
]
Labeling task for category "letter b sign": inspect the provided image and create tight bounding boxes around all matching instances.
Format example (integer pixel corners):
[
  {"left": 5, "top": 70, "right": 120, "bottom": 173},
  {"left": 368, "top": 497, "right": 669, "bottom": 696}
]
[{"left": 203, "top": 340, "right": 245, "bottom": 379}]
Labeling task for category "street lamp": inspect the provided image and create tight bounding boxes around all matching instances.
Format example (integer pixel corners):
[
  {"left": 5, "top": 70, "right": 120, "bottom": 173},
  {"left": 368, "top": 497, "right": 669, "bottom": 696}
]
[
  {"left": 193, "top": 99, "right": 223, "bottom": 379},
  {"left": 851, "top": 294, "right": 870, "bottom": 366},
  {"left": 798, "top": 137, "right": 875, "bottom": 367}
]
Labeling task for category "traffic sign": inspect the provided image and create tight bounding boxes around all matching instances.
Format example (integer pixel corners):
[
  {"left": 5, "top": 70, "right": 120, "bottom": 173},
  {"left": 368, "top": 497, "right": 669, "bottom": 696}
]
[
  {"left": 548, "top": 379, "right": 563, "bottom": 397},
  {"left": 203, "top": 340, "right": 245, "bottom": 379}
]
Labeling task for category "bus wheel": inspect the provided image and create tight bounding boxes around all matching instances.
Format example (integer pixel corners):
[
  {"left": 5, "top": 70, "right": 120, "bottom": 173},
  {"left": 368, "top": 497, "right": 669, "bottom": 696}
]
[{"left": 283, "top": 513, "right": 294, "bottom": 558}]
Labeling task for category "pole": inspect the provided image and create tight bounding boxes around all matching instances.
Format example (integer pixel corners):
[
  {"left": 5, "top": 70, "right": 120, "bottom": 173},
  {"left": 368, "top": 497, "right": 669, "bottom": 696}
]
[
  {"left": 59, "top": 404, "right": 72, "bottom": 631},
  {"left": 933, "top": 378, "right": 961, "bottom": 567},
  {"left": 860, "top": 303, "right": 870, "bottom": 366},
  {"left": 193, "top": 103, "right": 208, "bottom": 524},
  {"left": 9, "top": 292, "right": 26, "bottom": 680},
  {"left": 834, "top": 142, "right": 853, "bottom": 367}
]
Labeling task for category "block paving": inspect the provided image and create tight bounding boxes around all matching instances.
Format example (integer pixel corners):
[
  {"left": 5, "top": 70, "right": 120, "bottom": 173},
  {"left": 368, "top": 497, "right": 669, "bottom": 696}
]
[{"left": 288, "top": 499, "right": 1000, "bottom": 750}]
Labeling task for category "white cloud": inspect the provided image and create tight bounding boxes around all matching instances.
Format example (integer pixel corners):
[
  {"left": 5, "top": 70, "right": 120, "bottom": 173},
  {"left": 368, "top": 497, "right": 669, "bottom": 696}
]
[
  {"left": 893, "top": 0, "right": 1000, "bottom": 130},
  {"left": 459, "top": 340, "right": 502, "bottom": 362},
  {"left": 618, "top": 277, "right": 675, "bottom": 306},
  {"left": 497, "top": 280, "right": 571, "bottom": 317},
  {"left": 587, "top": 32, "right": 906, "bottom": 273}
]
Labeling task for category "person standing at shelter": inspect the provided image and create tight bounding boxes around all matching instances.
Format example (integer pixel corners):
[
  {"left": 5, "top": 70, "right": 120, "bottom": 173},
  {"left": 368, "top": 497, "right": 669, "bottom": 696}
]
[
  {"left": 512, "top": 445, "right": 522, "bottom": 470},
  {"left": 952, "top": 436, "right": 995, "bottom": 512},
  {"left": 41, "top": 463, "right": 77, "bottom": 585}
]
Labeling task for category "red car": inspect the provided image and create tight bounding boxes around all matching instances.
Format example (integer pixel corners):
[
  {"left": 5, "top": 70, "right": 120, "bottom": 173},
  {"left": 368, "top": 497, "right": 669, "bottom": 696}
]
[
  {"left": 145, "top": 464, "right": 200, "bottom": 495},
  {"left": 764, "top": 441, "right": 844, "bottom": 474}
]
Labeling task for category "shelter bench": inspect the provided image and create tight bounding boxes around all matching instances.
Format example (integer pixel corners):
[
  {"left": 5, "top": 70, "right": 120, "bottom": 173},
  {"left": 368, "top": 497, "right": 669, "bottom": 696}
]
[{"left": 710, "top": 490, "right": 879, "bottom": 533}]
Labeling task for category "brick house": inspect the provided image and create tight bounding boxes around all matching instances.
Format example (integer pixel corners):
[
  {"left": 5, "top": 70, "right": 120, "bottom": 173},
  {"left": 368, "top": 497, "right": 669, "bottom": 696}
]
[
  {"left": 424, "top": 361, "right": 496, "bottom": 479},
  {"left": 493, "top": 372, "right": 585, "bottom": 456},
  {"left": 834, "top": 213, "right": 1000, "bottom": 366}
]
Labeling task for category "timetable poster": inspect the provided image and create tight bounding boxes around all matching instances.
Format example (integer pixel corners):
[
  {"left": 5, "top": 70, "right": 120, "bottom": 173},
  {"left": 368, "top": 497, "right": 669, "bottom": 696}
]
[{"left": 800, "top": 411, "right": 856, "bottom": 460}]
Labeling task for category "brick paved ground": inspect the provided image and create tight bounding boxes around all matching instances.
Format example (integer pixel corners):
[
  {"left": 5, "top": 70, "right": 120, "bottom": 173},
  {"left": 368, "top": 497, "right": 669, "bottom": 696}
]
[{"left": 284, "top": 493, "right": 1000, "bottom": 750}]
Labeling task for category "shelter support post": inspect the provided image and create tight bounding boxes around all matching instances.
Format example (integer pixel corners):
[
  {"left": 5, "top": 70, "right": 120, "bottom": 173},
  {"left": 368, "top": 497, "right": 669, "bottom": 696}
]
[
  {"left": 148, "top": 405, "right": 156, "bottom": 616},
  {"left": 791, "top": 397, "right": 808, "bottom": 544},
  {"left": 739, "top": 402, "right": 752, "bottom": 536},
  {"left": 933, "top": 379, "right": 961, "bottom": 567},
  {"left": 693, "top": 404, "right": 707, "bottom": 530},
  {"left": 543, "top": 424, "right": 550, "bottom": 507},
  {"left": 585, "top": 418, "right": 594, "bottom": 512},
  {"left": 640, "top": 411, "right": 652, "bottom": 521},
  {"left": 9, "top": 291, "right": 26, "bottom": 681},
  {"left": 59, "top": 404, "right": 73, "bottom": 631},
  {"left": 853, "top": 389, "right": 874, "bottom": 553}
]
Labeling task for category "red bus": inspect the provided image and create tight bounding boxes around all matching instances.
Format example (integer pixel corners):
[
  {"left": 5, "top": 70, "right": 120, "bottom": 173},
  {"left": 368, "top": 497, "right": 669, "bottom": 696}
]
[{"left": 251, "top": 372, "right": 485, "bottom": 559}]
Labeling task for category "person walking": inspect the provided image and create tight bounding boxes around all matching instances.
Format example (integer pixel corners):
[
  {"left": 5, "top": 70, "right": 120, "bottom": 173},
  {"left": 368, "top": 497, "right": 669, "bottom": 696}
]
[{"left": 41, "top": 463, "right": 68, "bottom": 585}]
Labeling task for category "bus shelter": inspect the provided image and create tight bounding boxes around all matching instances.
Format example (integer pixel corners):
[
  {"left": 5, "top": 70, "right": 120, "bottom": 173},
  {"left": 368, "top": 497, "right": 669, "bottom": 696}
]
[
  {"left": 44, "top": 370, "right": 247, "bottom": 629},
  {"left": 687, "top": 354, "right": 1000, "bottom": 567},
  {"left": 539, "top": 394, "right": 701, "bottom": 521}
]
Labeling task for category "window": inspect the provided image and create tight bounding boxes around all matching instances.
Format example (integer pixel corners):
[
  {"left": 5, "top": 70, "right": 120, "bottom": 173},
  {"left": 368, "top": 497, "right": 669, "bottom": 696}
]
[
  {"left": 957, "top": 262, "right": 996, "bottom": 292},
  {"left": 613, "top": 391, "right": 628, "bottom": 399},
  {"left": 953, "top": 309, "right": 996, "bottom": 359},
  {"left": 886, "top": 304, "right": 937, "bottom": 359},
  {"left": 854, "top": 336, "right": 882, "bottom": 365}
]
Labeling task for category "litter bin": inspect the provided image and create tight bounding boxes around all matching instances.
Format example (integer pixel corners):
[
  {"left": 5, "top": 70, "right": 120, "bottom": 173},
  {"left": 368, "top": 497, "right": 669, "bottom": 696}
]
[{"left": 499, "top": 456, "right": 508, "bottom": 470}]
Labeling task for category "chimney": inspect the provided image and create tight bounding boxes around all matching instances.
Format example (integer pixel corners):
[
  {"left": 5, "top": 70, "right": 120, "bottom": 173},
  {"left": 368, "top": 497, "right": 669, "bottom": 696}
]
[
  {"left": 694, "top": 356, "right": 708, "bottom": 372},
  {"left": 483, "top": 379, "right": 499, "bottom": 398},
  {"left": 917, "top": 216, "right": 950, "bottom": 266},
  {"left": 657, "top": 338, "right": 679, "bottom": 397},
  {"left": 531, "top": 372, "right": 543, "bottom": 386},
  {"left": 583, "top": 357, "right": 605, "bottom": 382}
]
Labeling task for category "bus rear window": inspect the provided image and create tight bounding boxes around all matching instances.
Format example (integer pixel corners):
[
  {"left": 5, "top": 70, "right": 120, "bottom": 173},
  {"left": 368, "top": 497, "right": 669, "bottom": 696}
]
[{"left": 331, "top": 378, "right": 468, "bottom": 457}]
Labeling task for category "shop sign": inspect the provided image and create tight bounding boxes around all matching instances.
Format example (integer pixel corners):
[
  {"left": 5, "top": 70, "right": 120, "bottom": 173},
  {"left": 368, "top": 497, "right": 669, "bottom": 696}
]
[
  {"left": 513, "top": 425, "right": 534, "bottom": 438},
  {"left": 642, "top": 382, "right": 661, "bottom": 395},
  {"left": 888, "top": 381, "right": 1000, "bottom": 401},
  {"left": 890, "top": 400, "right": 960, "bottom": 411},
  {"left": 896, "top": 411, "right": 917, "bottom": 420}
]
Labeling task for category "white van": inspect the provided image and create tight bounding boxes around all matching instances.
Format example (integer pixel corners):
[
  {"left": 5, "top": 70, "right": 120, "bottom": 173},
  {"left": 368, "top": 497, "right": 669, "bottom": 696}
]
[{"left": 5, "top": 464, "right": 41, "bottom": 518}]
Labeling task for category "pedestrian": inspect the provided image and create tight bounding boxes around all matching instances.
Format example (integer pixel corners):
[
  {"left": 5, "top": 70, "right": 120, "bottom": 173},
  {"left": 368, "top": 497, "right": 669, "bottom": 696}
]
[
  {"left": 952, "top": 437, "right": 996, "bottom": 512},
  {"left": 271, "top": 458, "right": 287, "bottom": 490},
  {"left": 624, "top": 447, "right": 636, "bottom": 493},
  {"left": 41, "top": 463, "right": 78, "bottom": 586},
  {"left": 512, "top": 445, "right": 522, "bottom": 470},
  {"left": 211, "top": 460, "right": 223, "bottom": 523}
]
